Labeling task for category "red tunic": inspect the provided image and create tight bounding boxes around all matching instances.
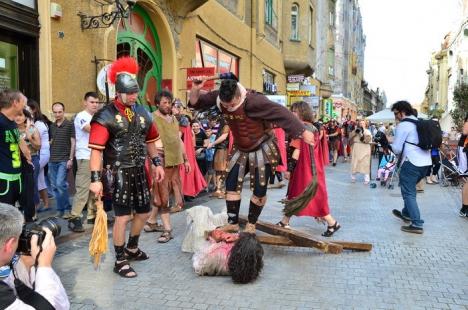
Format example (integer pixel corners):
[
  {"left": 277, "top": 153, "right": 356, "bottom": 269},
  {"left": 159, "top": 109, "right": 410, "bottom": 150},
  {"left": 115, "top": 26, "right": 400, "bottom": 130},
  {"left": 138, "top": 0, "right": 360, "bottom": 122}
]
[
  {"left": 273, "top": 128, "right": 287, "bottom": 172},
  {"left": 179, "top": 124, "right": 207, "bottom": 197},
  {"left": 287, "top": 129, "right": 330, "bottom": 217}
]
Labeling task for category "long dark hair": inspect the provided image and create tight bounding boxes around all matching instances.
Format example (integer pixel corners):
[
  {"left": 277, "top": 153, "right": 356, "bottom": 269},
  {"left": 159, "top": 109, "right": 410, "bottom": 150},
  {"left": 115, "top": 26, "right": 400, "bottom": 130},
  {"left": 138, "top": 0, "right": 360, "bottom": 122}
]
[
  {"left": 228, "top": 233, "right": 264, "bottom": 284},
  {"left": 27, "top": 99, "right": 51, "bottom": 126}
]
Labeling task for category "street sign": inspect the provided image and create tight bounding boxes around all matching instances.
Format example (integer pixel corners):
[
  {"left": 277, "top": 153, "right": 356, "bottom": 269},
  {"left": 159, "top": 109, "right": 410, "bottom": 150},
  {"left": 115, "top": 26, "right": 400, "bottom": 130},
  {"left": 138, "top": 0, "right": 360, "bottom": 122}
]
[{"left": 287, "top": 74, "right": 305, "bottom": 83}]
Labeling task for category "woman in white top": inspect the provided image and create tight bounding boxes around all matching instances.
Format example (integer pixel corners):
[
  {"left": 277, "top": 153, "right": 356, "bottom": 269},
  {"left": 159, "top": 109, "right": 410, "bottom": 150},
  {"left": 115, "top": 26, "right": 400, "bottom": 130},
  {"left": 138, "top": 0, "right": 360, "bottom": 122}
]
[{"left": 27, "top": 100, "right": 51, "bottom": 212}]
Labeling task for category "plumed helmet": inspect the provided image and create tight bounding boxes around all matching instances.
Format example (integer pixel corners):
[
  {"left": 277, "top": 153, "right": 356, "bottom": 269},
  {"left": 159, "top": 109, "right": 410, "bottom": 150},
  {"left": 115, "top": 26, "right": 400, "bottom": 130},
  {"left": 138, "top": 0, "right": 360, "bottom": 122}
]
[{"left": 108, "top": 57, "right": 140, "bottom": 94}]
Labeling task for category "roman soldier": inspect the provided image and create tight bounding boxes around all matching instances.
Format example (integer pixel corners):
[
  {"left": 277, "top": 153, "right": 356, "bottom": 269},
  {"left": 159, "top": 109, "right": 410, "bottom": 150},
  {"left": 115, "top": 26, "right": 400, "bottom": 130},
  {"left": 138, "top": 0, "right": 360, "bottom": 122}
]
[
  {"left": 88, "top": 57, "right": 164, "bottom": 278},
  {"left": 189, "top": 78, "right": 315, "bottom": 233}
]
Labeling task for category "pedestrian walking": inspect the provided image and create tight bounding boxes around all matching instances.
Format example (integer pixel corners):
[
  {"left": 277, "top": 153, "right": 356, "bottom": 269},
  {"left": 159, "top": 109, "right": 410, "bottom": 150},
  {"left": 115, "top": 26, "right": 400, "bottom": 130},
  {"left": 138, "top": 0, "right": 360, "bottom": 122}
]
[{"left": 390, "top": 101, "right": 432, "bottom": 234}]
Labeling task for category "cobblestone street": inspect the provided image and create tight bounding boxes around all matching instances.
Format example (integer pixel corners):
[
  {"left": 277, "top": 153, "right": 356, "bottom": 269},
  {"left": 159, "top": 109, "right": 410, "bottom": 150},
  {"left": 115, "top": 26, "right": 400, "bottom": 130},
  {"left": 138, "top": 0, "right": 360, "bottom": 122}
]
[{"left": 52, "top": 161, "right": 468, "bottom": 310}]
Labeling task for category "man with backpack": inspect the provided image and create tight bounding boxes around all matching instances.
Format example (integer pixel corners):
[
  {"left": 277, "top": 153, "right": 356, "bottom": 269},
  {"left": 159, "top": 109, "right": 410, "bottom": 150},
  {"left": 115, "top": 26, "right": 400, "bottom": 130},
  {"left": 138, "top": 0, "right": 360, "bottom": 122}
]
[{"left": 390, "top": 101, "right": 436, "bottom": 234}]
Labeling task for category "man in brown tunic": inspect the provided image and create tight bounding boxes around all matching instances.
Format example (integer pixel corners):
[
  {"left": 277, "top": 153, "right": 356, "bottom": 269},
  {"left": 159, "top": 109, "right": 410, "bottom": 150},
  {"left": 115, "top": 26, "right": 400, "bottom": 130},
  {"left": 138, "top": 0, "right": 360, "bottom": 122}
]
[
  {"left": 189, "top": 79, "right": 315, "bottom": 233},
  {"left": 145, "top": 90, "right": 191, "bottom": 243}
]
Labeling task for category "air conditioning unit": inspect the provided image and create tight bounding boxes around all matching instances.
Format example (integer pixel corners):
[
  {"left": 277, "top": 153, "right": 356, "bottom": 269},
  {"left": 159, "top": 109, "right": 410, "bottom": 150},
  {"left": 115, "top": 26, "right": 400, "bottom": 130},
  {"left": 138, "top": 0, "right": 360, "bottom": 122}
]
[{"left": 51, "top": 3, "right": 63, "bottom": 19}]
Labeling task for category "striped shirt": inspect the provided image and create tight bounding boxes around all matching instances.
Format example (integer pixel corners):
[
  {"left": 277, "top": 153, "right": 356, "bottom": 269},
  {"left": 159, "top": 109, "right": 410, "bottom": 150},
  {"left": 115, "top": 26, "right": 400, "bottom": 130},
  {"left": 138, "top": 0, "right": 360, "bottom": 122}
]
[{"left": 50, "top": 118, "right": 75, "bottom": 163}]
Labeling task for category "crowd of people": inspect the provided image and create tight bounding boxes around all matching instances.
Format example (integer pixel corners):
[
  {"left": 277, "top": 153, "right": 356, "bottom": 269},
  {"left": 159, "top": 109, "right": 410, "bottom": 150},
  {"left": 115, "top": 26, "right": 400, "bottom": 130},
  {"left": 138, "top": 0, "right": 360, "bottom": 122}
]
[{"left": 0, "top": 56, "right": 467, "bottom": 306}]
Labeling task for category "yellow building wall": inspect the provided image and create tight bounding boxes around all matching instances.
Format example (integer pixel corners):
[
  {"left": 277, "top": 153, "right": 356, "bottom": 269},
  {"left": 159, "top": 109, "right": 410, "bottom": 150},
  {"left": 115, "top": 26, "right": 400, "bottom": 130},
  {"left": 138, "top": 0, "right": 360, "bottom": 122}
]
[
  {"left": 48, "top": 1, "right": 116, "bottom": 115},
  {"left": 43, "top": 0, "right": 286, "bottom": 115},
  {"left": 282, "top": 0, "right": 316, "bottom": 72},
  {"left": 177, "top": 0, "right": 286, "bottom": 100}
]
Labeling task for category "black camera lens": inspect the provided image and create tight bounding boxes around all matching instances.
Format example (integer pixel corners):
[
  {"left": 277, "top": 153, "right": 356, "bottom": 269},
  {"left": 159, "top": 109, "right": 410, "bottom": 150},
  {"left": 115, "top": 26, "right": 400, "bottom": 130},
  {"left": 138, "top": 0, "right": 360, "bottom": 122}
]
[
  {"left": 16, "top": 217, "right": 61, "bottom": 255},
  {"left": 38, "top": 217, "right": 61, "bottom": 238}
]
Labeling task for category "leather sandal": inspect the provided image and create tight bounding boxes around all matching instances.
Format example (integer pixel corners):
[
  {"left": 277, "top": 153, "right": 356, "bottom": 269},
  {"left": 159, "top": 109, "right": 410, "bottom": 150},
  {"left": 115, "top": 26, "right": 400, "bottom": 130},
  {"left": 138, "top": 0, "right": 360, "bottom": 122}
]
[
  {"left": 124, "top": 247, "right": 149, "bottom": 261},
  {"left": 143, "top": 221, "right": 164, "bottom": 233},
  {"left": 322, "top": 221, "right": 341, "bottom": 237},
  {"left": 158, "top": 230, "right": 173, "bottom": 243},
  {"left": 113, "top": 260, "right": 137, "bottom": 278}
]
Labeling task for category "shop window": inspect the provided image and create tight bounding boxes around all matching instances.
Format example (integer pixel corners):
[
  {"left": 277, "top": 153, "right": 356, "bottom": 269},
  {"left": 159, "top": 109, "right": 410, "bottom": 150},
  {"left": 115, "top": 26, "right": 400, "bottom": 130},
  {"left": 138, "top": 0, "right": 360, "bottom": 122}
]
[
  {"left": 291, "top": 4, "right": 299, "bottom": 41},
  {"left": 0, "top": 41, "right": 18, "bottom": 91},
  {"left": 194, "top": 39, "right": 239, "bottom": 78}
]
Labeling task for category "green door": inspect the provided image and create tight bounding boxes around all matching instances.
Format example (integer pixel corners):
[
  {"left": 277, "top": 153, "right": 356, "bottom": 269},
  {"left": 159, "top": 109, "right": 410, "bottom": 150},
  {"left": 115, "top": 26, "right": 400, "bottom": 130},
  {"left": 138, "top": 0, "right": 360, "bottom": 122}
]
[{"left": 117, "top": 4, "right": 162, "bottom": 111}]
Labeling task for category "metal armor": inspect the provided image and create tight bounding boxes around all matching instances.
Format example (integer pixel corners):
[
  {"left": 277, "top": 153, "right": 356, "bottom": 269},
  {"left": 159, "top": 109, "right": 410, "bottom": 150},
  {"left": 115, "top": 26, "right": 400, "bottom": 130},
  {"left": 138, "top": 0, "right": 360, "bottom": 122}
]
[{"left": 92, "top": 103, "right": 152, "bottom": 168}]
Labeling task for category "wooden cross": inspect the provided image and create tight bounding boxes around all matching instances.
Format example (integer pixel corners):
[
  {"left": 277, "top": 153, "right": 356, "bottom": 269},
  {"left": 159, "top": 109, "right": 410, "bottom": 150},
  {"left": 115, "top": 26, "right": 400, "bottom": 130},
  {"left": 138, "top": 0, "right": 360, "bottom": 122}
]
[{"left": 238, "top": 216, "right": 372, "bottom": 254}]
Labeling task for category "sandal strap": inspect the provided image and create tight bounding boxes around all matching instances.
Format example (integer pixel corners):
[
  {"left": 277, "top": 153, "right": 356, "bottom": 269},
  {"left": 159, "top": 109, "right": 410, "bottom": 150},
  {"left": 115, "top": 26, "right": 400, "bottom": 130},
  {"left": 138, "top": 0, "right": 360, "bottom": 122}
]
[
  {"left": 124, "top": 248, "right": 149, "bottom": 261},
  {"left": 114, "top": 260, "right": 137, "bottom": 278}
]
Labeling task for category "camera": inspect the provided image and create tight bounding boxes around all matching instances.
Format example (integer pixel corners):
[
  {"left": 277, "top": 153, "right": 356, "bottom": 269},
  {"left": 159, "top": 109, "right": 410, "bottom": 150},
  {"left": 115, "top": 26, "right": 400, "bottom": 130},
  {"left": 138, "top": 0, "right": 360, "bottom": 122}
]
[
  {"left": 17, "top": 217, "right": 61, "bottom": 256},
  {"left": 355, "top": 128, "right": 362, "bottom": 134}
]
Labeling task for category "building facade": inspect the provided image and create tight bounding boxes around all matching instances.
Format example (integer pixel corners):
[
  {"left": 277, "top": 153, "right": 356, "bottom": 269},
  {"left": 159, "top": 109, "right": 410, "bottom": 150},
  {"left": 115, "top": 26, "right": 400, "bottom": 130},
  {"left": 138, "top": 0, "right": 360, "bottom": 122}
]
[
  {"left": 424, "top": 0, "right": 468, "bottom": 130},
  {"left": 31, "top": 0, "right": 291, "bottom": 115},
  {"left": 333, "top": 0, "right": 365, "bottom": 119}
]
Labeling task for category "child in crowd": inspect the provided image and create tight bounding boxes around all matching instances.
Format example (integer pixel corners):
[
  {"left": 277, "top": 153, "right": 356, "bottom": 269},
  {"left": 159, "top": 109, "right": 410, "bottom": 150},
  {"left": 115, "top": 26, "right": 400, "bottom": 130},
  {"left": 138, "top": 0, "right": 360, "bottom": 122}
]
[{"left": 376, "top": 147, "right": 396, "bottom": 186}]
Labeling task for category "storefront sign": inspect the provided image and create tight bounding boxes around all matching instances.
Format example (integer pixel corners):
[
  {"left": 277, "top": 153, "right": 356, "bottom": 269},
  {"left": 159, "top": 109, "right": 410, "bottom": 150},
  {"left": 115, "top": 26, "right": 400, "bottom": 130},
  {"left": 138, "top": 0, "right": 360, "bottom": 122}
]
[
  {"left": 288, "top": 90, "right": 311, "bottom": 97},
  {"left": 287, "top": 74, "right": 305, "bottom": 83},
  {"left": 286, "top": 83, "right": 300, "bottom": 91},
  {"left": 299, "top": 85, "right": 316, "bottom": 95},
  {"left": 186, "top": 67, "right": 215, "bottom": 90}
]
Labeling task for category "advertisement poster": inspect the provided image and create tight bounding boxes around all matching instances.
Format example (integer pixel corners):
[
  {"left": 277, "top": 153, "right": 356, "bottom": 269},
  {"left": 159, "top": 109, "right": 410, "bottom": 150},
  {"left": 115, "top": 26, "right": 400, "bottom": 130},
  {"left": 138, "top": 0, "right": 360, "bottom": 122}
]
[{"left": 186, "top": 67, "right": 215, "bottom": 90}]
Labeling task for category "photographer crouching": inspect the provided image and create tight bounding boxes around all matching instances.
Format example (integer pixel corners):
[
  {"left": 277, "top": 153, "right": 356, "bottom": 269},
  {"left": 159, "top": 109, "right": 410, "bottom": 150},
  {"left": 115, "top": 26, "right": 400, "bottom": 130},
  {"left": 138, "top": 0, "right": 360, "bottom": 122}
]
[{"left": 0, "top": 203, "right": 69, "bottom": 309}]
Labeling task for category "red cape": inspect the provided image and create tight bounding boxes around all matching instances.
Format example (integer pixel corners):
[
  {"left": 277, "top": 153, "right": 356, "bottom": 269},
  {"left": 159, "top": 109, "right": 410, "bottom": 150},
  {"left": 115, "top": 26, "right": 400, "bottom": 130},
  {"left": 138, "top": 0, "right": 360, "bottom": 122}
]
[
  {"left": 273, "top": 128, "right": 287, "bottom": 172},
  {"left": 287, "top": 131, "right": 330, "bottom": 217},
  {"left": 179, "top": 125, "right": 206, "bottom": 196}
]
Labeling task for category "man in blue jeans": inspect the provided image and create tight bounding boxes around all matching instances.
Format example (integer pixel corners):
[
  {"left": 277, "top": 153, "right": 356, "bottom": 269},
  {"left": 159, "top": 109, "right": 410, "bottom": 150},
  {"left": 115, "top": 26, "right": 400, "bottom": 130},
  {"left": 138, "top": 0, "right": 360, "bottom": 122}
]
[
  {"left": 390, "top": 101, "right": 431, "bottom": 234},
  {"left": 49, "top": 102, "right": 75, "bottom": 218}
]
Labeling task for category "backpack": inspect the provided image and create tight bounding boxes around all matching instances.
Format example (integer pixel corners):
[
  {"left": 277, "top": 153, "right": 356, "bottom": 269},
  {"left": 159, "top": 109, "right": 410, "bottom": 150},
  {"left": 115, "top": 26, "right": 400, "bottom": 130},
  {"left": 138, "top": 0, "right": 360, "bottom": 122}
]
[{"left": 401, "top": 118, "right": 442, "bottom": 150}]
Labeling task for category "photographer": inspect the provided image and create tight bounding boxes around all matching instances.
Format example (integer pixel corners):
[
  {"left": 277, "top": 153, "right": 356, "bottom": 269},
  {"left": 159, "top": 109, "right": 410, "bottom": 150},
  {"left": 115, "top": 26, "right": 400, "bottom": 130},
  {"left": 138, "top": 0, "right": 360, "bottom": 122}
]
[{"left": 0, "top": 203, "right": 69, "bottom": 309}]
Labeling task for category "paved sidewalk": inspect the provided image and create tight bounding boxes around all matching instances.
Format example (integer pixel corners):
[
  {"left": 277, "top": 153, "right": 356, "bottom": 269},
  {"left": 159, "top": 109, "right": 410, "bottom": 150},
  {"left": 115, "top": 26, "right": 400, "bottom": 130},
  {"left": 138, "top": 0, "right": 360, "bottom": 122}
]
[{"left": 52, "top": 161, "right": 468, "bottom": 310}]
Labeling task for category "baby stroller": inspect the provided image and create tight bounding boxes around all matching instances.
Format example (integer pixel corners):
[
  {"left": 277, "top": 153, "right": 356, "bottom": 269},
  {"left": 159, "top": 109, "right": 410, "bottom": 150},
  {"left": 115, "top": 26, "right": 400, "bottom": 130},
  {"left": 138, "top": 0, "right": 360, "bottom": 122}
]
[
  {"left": 375, "top": 149, "right": 397, "bottom": 189},
  {"left": 439, "top": 142, "right": 461, "bottom": 187}
]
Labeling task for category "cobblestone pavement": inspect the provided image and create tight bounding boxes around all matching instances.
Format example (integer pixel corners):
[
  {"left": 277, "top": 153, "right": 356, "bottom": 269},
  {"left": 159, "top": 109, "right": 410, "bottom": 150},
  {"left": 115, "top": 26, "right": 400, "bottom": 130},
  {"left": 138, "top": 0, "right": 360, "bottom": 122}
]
[{"left": 52, "top": 161, "right": 468, "bottom": 310}]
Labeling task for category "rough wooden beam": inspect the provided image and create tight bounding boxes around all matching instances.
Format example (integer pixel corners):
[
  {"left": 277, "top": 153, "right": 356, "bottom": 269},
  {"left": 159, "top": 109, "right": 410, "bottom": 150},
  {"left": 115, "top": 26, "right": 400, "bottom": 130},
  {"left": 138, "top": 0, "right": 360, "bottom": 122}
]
[
  {"left": 329, "top": 241, "right": 373, "bottom": 252},
  {"left": 256, "top": 235, "right": 295, "bottom": 246},
  {"left": 239, "top": 216, "right": 343, "bottom": 254}
]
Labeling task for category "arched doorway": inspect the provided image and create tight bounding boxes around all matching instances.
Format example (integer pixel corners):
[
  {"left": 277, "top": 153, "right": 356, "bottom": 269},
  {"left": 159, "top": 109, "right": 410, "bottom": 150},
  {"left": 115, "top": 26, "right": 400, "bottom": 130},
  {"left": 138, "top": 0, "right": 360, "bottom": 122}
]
[{"left": 117, "top": 4, "right": 162, "bottom": 111}]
